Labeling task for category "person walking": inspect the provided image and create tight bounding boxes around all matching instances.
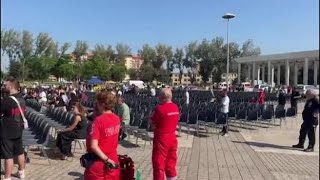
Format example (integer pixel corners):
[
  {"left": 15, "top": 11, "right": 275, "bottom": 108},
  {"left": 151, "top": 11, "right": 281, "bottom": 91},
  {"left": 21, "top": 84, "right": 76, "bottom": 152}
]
[
  {"left": 292, "top": 89, "right": 319, "bottom": 152},
  {"left": 0, "top": 77, "right": 27, "bottom": 180},
  {"left": 219, "top": 89, "right": 230, "bottom": 136},
  {"left": 151, "top": 88, "right": 180, "bottom": 180}
]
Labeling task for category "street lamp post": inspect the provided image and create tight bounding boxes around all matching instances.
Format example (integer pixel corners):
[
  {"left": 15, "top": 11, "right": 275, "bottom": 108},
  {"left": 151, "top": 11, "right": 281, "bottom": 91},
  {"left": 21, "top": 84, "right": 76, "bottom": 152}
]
[{"left": 222, "top": 13, "right": 235, "bottom": 89}]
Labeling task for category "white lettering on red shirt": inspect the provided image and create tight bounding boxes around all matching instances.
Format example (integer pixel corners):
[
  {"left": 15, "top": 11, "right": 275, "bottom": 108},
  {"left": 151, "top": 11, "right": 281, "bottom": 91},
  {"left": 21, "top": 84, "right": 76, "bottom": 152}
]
[{"left": 104, "top": 125, "right": 120, "bottom": 137}]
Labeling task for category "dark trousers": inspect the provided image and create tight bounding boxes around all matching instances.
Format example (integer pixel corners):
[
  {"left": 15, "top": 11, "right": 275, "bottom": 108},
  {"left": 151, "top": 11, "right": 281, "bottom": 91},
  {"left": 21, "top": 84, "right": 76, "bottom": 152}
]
[
  {"left": 56, "top": 131, "right": 78, "bottom": 155},
  {"left": 298, "top": 122, "right": 317, "bottom": 148},
  {"left": 291, "top": 102, "right": 297, "bottom": 112},
  {"left": 219, "top": 113, "right": 228, "bottom": 134},
  {"left": 118, "top": 122, "right": 126, "bottom": 140}
]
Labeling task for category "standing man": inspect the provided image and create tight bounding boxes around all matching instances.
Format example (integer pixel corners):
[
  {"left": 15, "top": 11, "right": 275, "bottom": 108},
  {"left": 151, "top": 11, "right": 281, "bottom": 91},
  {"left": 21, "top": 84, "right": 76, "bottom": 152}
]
[
  {"left": 292, "top": 89, "right": 319, "bottom": 152},
  {"left": 0, "top": 77, "right": 26, "bottom": 180},
  {"left": 290, "top": 87, "right": 301, "bottom": 111},
  {"left": 219, "top": 89, "right": 230, "bottom": 136},
  {"left": 115, "top": 97, "right": 130, "bottom": 140},
  {"left": 151, "top": 88, "right": 180, "bottom": 180}
]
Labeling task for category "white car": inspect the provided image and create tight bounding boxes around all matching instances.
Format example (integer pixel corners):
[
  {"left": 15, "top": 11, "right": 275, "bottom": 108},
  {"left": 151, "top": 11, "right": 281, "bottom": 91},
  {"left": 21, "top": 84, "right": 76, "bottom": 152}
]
[
  {"left": 253, "top": 84, "right": 270, "bottom": 92},
  {"left": 296, "top": 84, "right": 317, "bottom": 97}
]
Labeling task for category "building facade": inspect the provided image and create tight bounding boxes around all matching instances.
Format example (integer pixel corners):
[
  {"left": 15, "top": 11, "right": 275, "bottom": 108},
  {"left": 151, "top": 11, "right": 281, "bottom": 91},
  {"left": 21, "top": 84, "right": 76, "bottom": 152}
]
[
  {"left": 235, "top": 50, "right": 319, "bottom": 86},
  {"left": 125, "top": 55, "right": 144, "bottom": 70}
]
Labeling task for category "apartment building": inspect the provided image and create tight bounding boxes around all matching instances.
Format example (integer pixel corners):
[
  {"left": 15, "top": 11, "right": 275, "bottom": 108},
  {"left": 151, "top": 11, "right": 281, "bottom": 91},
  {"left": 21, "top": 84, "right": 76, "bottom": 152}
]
[{"left": 125, "top": 55, "right": 144, "bottom": 70}]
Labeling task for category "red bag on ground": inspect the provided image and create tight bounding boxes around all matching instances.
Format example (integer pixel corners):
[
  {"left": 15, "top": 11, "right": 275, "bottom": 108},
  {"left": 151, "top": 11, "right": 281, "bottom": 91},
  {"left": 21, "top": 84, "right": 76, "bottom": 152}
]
[{"left": 118, "top": 155, "right": 135, "bottom": 180}]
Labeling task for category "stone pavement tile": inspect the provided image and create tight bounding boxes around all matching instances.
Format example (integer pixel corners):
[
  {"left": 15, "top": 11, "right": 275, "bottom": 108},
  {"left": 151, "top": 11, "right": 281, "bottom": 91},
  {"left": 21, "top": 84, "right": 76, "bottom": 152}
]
[{"left": 258, "top": 152, "right": 319, "bottom": 180}]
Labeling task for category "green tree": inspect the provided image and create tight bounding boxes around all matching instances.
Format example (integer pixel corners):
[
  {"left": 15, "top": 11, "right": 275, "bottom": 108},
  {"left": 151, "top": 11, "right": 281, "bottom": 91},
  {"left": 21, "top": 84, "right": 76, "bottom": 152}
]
[
  {"left": 154, "top": 43, "right": 172, "bottom": 70},
  {"left": 140, "top": 64, "right": 156, "bottom": 82},
  {"left": 196, "top": 39, "right": 215, "bottom": 84},
  {"left": 59, "top": 63, "right": 77, "bottom": 80},
  {"left": 1, "top": 29, "right": 21, "bottom": 62},
  {"left": 115, "top": 43, "right": 131, "bottom": 62},
  {"left": 173, "top": 48, "right": 184, "bottom": 84},
  {"left": 20, "top": 30, "right": 34, "bottom": 82},
  {"left": 8, "top": 60, "right": 22, "bottom": 79},
  {"left": 156, "top": 69, "right": 171, "bottom": 84},
  {"left": 138, "top": 44, "right": 156, "bottom": 65},
  {"left": 210, "top": 37, "right": 225, "bottom": 84},
  {"left": 27, "top": 56, "right": 56, "bottom": 82},
  {"left": 93, "top": 44, "right": 114, "bottom": 62},
  {"left": 81, "top": 57, "right": 111, "bottom": 80},
  {"left": 34, "top": 32, "right": 52, "bottom": 56},
  {"left": 184, "top": 41, "right": 199, "bottom": 84},
  {"left": 128, "top": 69, "right": 140, "bottom": 80},
  {"left": 51, "top": 55, "right": 73, "bottom": 80},
  {"left": 110, "top": 63, "right": 127, "bottom": 81},
  {"left": 73, "top": 40, "right": 89, "bottom": 63},
  {"left": 59, "top": 42, "right": 71, "bottom": 57}
]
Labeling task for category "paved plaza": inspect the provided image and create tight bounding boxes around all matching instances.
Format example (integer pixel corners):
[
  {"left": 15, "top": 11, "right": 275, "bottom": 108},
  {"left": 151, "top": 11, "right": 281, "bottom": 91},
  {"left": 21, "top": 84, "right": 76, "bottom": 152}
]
[{"left": 1, "top": 103, "right": 319, "bottom": 180}]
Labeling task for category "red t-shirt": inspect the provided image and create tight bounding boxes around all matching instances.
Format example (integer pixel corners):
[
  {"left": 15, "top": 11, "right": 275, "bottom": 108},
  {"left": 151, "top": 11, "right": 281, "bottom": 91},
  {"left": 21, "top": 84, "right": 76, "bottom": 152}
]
[
  {"left": 151, "top": 102, "right": 180, "bottom": 136},
  {"left": 86, "top": 113, "right": 120, "bottom": 157}
]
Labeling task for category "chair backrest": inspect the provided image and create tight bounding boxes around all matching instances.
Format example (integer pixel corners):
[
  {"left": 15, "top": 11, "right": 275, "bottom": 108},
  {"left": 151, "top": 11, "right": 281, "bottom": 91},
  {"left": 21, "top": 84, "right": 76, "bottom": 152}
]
[
  {"left": 206, "top": 110, "right": 216, "bottom": 122},
  {"left": 247, "top": 110, "right": 258, "bottom": 121},
  {"left": 261, "top": 110, "right": 273, "bottom": 120},
  {"left": 179, "top": 111, "right": 188, "bottom": 123},
  {"left": 228, "top": 108, "right": 236, "bottom": 118},
  {"left": 236, "top": 109, "right": 246, "bottom": 119},
  {"left": 188, "top": 112, "right": 198, "bottom": 124},
  {"left": 275, "top": 108, "right": 286, "bottom": 118},
  {"left": 132, "top": 114, "right": 142, "bottom": 126},
  {"left": 197, "top": 111, "right": 207, "bottom": 121},
  {"left": 139, "top": 116, "right": 149, "bottom": 129},
  {"left": 286, "top": 107, "right": 296, "bottom": 117}
]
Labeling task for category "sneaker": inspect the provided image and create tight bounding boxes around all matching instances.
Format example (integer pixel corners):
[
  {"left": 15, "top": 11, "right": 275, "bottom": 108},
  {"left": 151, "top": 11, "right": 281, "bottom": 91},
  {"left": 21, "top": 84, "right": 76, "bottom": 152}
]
[
  {"left": 222, "top": 133, "right": 229, "bottom": 137},
  {"left": 121, "top": 133, "right": 127, "bottom": 140},
  {"left": 292, "top": 144, "right": 304, "bottom": 149},
  {"left": 304, "top": 147, "right": 314, "bottom": 152},
  {"left": 18, "top": 170, "right": 25, "bottom": 179}
]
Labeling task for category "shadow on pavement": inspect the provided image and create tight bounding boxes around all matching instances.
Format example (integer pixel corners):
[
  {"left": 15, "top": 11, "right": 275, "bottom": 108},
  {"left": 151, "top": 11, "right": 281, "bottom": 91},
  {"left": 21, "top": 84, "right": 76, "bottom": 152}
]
[
  {"left": 232, "top": 140, "right": 294, "bottom": 150},
  {"left": 68, "top": 172, "right": 83, "bottom": 180},
  {"left": 119, "top": 140, "right": 140, "bottom": 148}
]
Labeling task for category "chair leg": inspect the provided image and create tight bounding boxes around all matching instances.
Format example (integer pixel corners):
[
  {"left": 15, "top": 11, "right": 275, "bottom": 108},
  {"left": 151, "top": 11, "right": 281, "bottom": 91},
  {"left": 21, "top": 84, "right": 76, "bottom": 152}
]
[
  {"left": 78, "top": 141, "right": 82, "bottom": 150},
  {"left": 73, "top": 141, "right": 77, "bottom": 154},
  {"left": 135, "top": 136, "right": 139, "bottom": 145},
  {"left": 40, "top": 146, "right": 51, "bottom": 165}
]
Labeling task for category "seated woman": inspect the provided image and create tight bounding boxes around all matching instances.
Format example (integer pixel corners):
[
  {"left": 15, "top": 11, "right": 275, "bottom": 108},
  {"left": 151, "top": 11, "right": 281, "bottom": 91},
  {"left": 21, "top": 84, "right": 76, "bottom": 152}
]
[
  {"left": 84, "top": 91, "right": 120, "bottom": 180},
  {"left": 56, "top": 102, "right": 88, "bottom": 160}
]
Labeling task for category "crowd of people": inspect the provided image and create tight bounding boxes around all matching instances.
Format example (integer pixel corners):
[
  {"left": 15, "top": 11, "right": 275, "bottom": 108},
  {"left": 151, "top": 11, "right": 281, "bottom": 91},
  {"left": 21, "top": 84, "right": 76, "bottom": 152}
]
[{"left": 0, "top": 77, "right": 319, "bottom": 180}]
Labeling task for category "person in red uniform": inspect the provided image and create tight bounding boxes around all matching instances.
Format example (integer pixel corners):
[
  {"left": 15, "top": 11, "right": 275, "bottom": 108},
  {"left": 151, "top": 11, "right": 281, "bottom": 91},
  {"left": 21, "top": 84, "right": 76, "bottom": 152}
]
[
  {"left": 84, "top": 91, "right": 120, "bottom": 180},
  {"left": 151, "top": 88, "right": 180, "bottom": 180},
  {"left": 258, "top": 89, "right": 265, "bottom": 105}
]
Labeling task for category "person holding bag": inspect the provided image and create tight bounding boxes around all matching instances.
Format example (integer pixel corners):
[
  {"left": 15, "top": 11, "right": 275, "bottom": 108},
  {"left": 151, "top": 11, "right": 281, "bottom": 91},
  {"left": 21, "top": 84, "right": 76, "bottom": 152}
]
[
  {"left": 83, "top": 91, "right": 121, "bottom": 180},
  {"left": 0, "top": 77, "right": 28, "bottom": 180}
]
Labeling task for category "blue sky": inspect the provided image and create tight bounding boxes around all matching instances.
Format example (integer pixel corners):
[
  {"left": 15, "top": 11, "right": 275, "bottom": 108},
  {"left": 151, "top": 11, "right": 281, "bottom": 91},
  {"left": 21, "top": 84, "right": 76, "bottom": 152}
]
[{"left": 1, "top": 0, "right": 319, "bottom": 70}]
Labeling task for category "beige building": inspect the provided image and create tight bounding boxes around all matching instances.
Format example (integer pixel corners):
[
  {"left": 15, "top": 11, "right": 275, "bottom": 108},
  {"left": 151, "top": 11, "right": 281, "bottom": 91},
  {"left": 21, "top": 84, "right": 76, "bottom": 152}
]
[
  {"left": 221, "top": 73, "right": 238, "bottom": 83},
  {"left": 171, "top": 73, "right": 202, "bottom": 86},
  {"left": 125, "top": 55, "right": 144, "bottom": 70}
]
